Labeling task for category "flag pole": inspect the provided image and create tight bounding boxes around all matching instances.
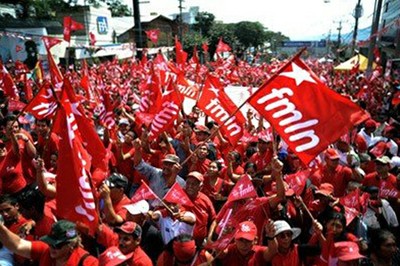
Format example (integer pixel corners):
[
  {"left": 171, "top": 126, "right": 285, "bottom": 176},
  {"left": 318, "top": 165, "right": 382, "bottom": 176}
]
[
  {"left": 180, "top": 48, "right": 307, "bottom": 167},
  {"left": 140, "top": 180, "right": 175, "bottom": 215}
]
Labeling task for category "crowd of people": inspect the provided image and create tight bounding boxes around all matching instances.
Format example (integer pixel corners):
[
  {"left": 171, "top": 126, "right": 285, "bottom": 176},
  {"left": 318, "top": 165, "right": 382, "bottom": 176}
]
[{"left": 0, "top": 49, "right": 399, "bottom": 266}]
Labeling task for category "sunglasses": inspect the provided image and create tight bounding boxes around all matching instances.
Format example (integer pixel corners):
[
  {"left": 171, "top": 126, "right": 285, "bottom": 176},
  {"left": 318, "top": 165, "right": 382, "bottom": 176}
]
[{"left": 50, "top": 241, "right": 69, "bottom": 250}]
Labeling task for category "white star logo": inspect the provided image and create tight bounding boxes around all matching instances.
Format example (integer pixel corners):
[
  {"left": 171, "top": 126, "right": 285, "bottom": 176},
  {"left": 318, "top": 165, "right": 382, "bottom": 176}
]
[
  {"left": 280, "top": 62, "right": 316, "bottom": 86},
  {"left": 209, "top": 86, "right": 219, "bottom": 97}
]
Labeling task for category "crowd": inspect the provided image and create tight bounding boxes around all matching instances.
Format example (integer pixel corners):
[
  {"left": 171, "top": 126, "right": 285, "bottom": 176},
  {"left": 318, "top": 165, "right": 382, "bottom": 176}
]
[{"left": 0, "top": 49, "right": 399, "bottom": 266}]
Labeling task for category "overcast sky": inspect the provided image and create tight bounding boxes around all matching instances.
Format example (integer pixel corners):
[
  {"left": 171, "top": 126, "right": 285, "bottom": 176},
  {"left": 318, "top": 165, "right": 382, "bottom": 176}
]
[{"left": 127, "top": 0, "right": 376, "bottom": 41}]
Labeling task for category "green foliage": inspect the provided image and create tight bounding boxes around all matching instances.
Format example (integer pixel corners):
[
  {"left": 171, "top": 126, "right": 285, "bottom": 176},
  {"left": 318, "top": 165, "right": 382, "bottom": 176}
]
[
  {"left": 193, "top": 12, "right": 215, "bottom": 36},
  {"left": 234, "top": 21, "right": 267, "bottom": 48},
  {"left": 182, "top": 31, "right": 208, "bottom": 57},
  {"left": 207, "top": 22, "right": 237, "bottom": 57}
]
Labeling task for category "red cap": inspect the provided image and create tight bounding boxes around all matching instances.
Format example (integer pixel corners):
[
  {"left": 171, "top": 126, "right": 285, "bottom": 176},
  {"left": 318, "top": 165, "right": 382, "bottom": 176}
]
[
  {"left": 114, "top": 222, "right": 142, "bottom": 238},
  {"left": 99, "top": 246, "right": 132, "bottom": 266},
  {"left": 335, "top": 241, "right": 365, "bottom": 261},
  {"left": 187, "top": 171, "right": 204, "bottom": 183},
  {"left": 369, "top": 141, "right": 388, "bottom": 158},
  {"left": 173, "top": 239, "right": 196, "bottom": 262},
  {"left": 315, "top": 183, "right": 335, "bottom": 197},
  {"left": 364, "top": 119, "right": 377, "bottom": 129},
  {"left": 325, "top": 148, "right": 340, "bottom": 160},
  {"left": 235, "top": 221, "right": 257, "bottom": 241}
]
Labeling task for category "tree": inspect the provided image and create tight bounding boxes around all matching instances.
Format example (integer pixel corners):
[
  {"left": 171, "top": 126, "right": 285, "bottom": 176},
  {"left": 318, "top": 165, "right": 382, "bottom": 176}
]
[
  {"left": 193, "top": 12, "right": 215, "bottom": 37},
  {"left": 234, "top": 21, "right": 267, "bottom": 49},
  {"left": 207, "top": 22, "right": 237, "bottom": 58},
  {"left": 182, "top": 31, "right": 208, "bottom": 58}
]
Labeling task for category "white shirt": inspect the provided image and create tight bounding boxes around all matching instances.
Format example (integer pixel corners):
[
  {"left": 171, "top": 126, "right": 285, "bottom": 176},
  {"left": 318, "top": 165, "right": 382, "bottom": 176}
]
[
  {"left": 362, "top": 199, "right": 399, "bottom": 229},
  {"left": 154, "top": 210, "right": 196, "bottom": 245}
]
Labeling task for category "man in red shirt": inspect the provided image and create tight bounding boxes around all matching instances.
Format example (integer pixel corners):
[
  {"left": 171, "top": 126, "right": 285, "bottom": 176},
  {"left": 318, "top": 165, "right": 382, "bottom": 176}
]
[
  {"left": 35, "top": 118, "right": 59, "bottom": 169},
  {"left": 99, "top": 173, "right": 132, "bottom": 225},
  {"left": 363, "top": 156, "right": 398, "bottom": 190},
  {"left": 310, "top": 148, "right": 363, "bottom": 197},
  {"left": 249, "top": 134, "right": 274, "bottom": 177},
  {"left": 184, "top": 171, "right": 216, "bottom": 246},
  {"left": 215, "top": 220, "right": 269, "bottom": 265},
  {"left": 96, "top": 221, "right": 152, "bottom": 266},
  {"left": 0, "top": 219, "right": 98, "bottom": 265}
]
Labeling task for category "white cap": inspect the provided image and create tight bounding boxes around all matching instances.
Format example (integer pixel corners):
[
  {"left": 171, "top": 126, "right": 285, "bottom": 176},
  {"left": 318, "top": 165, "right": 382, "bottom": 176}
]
[{"left": 123, "top": 200, "right": 149, "bottom": 215}]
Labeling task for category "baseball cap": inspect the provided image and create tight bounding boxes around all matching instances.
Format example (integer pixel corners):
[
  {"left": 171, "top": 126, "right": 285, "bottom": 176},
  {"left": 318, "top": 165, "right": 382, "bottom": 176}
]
[
  {"left": 193, "top": 124, "right": 211, "bottom": 135},
  {"left": 106, "top": 173, "right": 129, "bottom": 189},
  {"left": 315, "top": 183, "right": 335, "bottom": 197},
  {"left": 173, "top": 238, "right": 196, "bottom": 263},
  {"left": 375, "top": 156, "right": 391, "bottom": 165},
  {"left": 235, "top": 221, "right": 257, "bottom": 241},
  {"left": 162, "top": 154, "right": 180, "bottom": 164},
  {"left": 114, "top": 222, "right": 142, "bottom": 238},
  {"left": 123, "top": 200, "right": 150, "bottom": 215},
  {"left": 273, "top": 220, "right": 301, "bottom": 240},
  {"left": 99, "top": 246, "right": 133, "bottom": 266},
  {"left": 364, "top": 119, "right": 377, "bottom": 129},
  {"left": 335, "top": 241, "right": 365, "bottom": 261},
  {"left": 187, "top": 171, "right": 204, "bottom": 183},
  {"left": 118, "top": 118, "right": 130, "bottom": 126},
  {"left": 40, "top": 220, "right": 78, "bottom": 247},
  {"left": 325, "top": 148, "right": 340, "bottom": 160}
]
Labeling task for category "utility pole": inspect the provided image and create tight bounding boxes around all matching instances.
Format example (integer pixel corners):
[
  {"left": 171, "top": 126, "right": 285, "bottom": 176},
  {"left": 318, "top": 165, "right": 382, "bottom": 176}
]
[
  {"left": 366, "top": 0, "right": 383, "bottom": 76},
  {"left": 351, "top": 0, "right": 363, "bottom": 56},
  {"left": 336, "top": 21, "right": 342, "bottom": 61},
  {"left": 178, "top": 0, "right": 184, "bottom": 43},
  {"left": 133, "top": 0, "right": 143, "bottom": 59}
]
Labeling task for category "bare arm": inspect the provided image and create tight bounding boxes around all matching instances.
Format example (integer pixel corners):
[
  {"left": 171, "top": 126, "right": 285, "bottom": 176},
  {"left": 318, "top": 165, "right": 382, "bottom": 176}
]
[
  {"left": 0, "top": 222, "right": 32, "bottom": 259},
  {"left": 35, "top": 158, "right": 56, "bottom": 198}
]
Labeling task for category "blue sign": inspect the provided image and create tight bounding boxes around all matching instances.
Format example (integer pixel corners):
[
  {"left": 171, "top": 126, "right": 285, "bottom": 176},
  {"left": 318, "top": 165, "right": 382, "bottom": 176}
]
[
  {"left": 97, "top": 16, "right": 108, "bottom": 34},
  {"left": 282, "top": 40, "right": 326, "bottom": 48}
]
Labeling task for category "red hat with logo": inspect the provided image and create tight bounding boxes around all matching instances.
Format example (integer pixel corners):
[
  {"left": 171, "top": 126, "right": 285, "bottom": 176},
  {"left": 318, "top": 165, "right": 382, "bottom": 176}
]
[
  {"left": 315, "top": 183, "right": 335, "bottom": 198},
  {"left": 335, "top": 241, "right": 365, "bottom": 261},
  {"left": 325, "top": 148, "right": 340, "bottom": 160},
  {"left": 99, "top": 246, "right": 132, "bottom": 266},
  {"left": 235, "top": 221, "right": 257, "bottom": 241},
  {"left": 364, "top": 119, "right": 377, "bottom": 130}
]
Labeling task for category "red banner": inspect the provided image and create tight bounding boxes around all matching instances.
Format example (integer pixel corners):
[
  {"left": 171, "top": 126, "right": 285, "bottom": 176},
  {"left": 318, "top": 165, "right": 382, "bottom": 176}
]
[{"left": 248, "top": 55, "right": 369, "bottom": 165}]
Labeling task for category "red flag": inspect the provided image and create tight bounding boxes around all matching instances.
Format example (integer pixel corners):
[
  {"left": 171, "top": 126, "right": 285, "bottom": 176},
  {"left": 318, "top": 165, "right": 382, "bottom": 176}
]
[
  {"left": 175, "top": 36, "right": 188, "bottom": 66},
  {"left": 248, "top": 55, "right": 369, "bottom": 165},
  {"left": 15, "top": 45, "right": 23, "bottom": 53},
  {"left": 189, "top": 46, "right": 200, "bottom": 65},
  {"left": 202, "top": 42, "right": 209, "bottom": 53},
  {"left": 284, "top": 169, "right": 311, "bottom": 196},
  {"left": 139, "top": 72, "right": 163, "bottom": 114},
  {"left": 176, "top": 74, "right": 199, "bottom": 100},
  {"left": 0, "top": 61, "right": 19, "bottom": 99},
  {"left": 24, "top": 82, "right": 58, "bottom": 119},
  {"left": 63, "top": 16, "right": 84, "bottom": 42},
  {"left": 216, "top": 37, "right": 232, "bottom": 53},
  {"left": 379, "top": 180, "right": 399, "bottom": 199},
  {"left": 197, "top": 74, "right": 245, "bottom": 146},
  {"left": 41, "top": 36, "right": 62, "bottom": 50},
  {"left": 8, "top": 99, "right": 26, "bottom": 112},
  {"left": 98, "top": 90, "right": 116, "bottom": 129},
  {"left": 343, "top": 206, "right": 359, "bottom": 226},
  {"left": 149, "top": 79, "right": 182, "bottom": 141},
  {"left": 131, "top": 182, "right": 158, "bottom": 203},
  {"left": 227, "top": 174, "right": 257, "bottom": 202},
  {"left": 54, "top": 92, "right": 98, "bottom": 235},
  {"left": 89, "top": 32, "right": 96, "bottom": 46},
  {"left": 145, "top": 29, "right": 160, "bottom": 44},
  {"left": 392, "top": 91, "right": 400, "bottom": 106},
  {"left": 163, "top": 182, "right": 194, "bottom": 207},
  {"left": 61, "top": 78, "right": 108, "bottom": 186},
  {"left": 373, "top": 46, "right": 381, "bottom": 64},
  {"left": 340, "top": 188, "right": 361, "bottom": 211}
]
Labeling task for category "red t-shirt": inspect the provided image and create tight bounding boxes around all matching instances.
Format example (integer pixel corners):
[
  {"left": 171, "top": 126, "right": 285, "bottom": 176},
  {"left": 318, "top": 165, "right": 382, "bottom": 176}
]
[
  {"left": 220, "top": 244, "right": 267, "bottom": 266},
  {"left": 271, "top": 244, "right": 300, "bottom": 266},
  {"left": 186, "top": 192, "right": 216, "bottom": 244},
  {"left": 30, "top": 241, "right": 98, "bottom": 265},
  {"left": 112, "top": 195, "right": 132, "bottom": 222},
  {"left": 190, "top": 158, "right": 211, "bottom": 175},
  {"left": 363, "top": 172, "right": 398, "bottom": 189},
  {"left": 310, "top": 165, "right": 353, "bottom": 197},
  {"left": 0, "top": 145, "right": 26, "bottom": 194},
  {"left": 126, "top": 246, "right": 153, "bottom": 266},
  {"left": 249, "top": 150, "right": 273, "bottom": 173},
  {"left": 31, "top": 207, "right": 56, "bottom": 239},
  {"left": 37, "top": 133, "right": 59, "bottom": 169}
]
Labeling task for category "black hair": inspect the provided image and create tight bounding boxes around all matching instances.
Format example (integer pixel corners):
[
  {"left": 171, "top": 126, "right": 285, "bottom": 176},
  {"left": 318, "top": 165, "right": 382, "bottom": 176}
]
[
  {"left": 244, "top": 162, "right": 257, "bottom": 172},
  {"left": 0, "top": 194, "right": 19, "bottom": 206},
  {"left": 369, "top": 229, "right": 396, "bottom": 253},
  {"left": 36, "top": 118, "right": 52, "bottom": 127},
  {"left": 230, "top": 151, "right": 242, "bottom": 164},
  {"left": 18, "top": 187, "right": 46, "bottom": 215},
  {"left": 211, "top": 160, "right": 222, "bottom": 171}
]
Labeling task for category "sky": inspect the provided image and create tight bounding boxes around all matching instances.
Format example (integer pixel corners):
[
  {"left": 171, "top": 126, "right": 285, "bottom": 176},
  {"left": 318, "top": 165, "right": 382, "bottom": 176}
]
[{"left": 126, "top": 0, "right": 376, "bottom": 41}]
